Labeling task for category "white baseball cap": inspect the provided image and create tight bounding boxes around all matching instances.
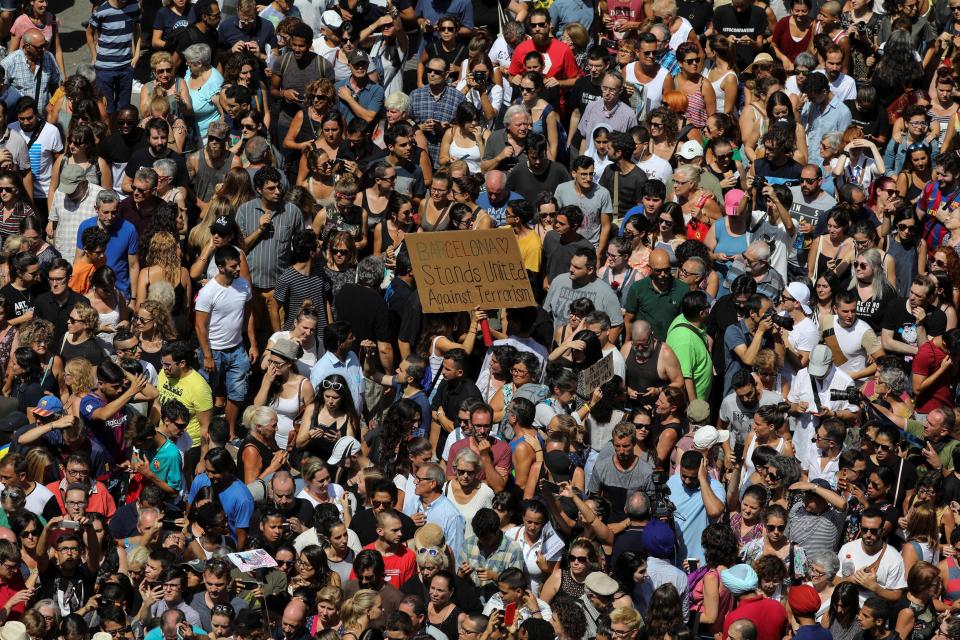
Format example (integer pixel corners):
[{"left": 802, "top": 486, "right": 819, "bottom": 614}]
[
  {"left": 677, "top": 140, "right": 704, "bottom": 160},
  {"left": 785, "top": 282, "right": 813, "bottom": 316},
  {"left": 693, "top": 425, "right": 730, "bottom": 450},
  {"left": 808, "top": 344, "right": 833, "bottom": 378}
]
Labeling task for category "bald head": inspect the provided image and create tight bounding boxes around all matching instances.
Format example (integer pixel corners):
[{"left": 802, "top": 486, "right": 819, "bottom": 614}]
[
  {"left": 22, "top": 28, "right": 46, "bottom": 56},
  {"left": 649, "top": 248, "right": 670, "bottom": 271},
  {"left": 0, "top": 527, "right": 15, "bottom": 543},
  {"left": 282, "top": 599, "right": 308, "bottom": 629},
  {"left": 728, "top": 620, "right": 757, "bottom": 640},
  {"left": 630, "top": 320, "right": 652, "bottom": 342}
]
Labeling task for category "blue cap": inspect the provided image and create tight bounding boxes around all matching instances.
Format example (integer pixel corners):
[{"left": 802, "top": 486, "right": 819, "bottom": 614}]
[{"left": 33, "top": 395, "right": 63, "bottom": 417}]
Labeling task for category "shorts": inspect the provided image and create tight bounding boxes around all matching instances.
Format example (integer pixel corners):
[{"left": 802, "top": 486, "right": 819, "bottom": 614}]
[{"left": 198, "top": 343, "right": 250, "bottom": 402}]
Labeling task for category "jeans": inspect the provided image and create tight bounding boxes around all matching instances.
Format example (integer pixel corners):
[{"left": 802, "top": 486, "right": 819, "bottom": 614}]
[
  {"left": 95, "top": 66, "right": 133, "bottom": 114},
  {"left": 197, "top": 344, "right": 250, "bottom": 401}
]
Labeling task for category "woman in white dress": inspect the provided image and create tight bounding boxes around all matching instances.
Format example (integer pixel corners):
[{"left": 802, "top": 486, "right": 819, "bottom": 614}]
[{"left": 505, "top": 500, "right": 566, "bottom": 596}]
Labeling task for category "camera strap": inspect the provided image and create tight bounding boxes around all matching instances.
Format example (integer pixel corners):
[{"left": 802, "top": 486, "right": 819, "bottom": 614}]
[{"left": 810, "top": 376, "right": 824, "bottom": 413}]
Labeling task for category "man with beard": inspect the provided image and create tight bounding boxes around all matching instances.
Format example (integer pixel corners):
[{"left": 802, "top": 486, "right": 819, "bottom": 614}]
[
  {"left": 482, "top": 104, "right": 532, "bottom": 173},
  {"left": 188, "top": 557, "right": 250, "bottom": 630},
  {"left": 719, "top": 370, "right": 781, "bottom": 451},
  {"left": 568, "top": 47, "right": 610, "bottom": 136},
  {"left": 721, "top": 294, "right": 781, "bottom": 396},
  {"left": 620, "top": 320, "right": 684, "bottom": 407},
  {"left": 356, "top": 510, "right": 416, "bottom": 587},
  {"left": 0, "top": 102, "right": 32, "bottom": 200},
  {"left": 158, "top": 341, "right": 213, "bottom": 472},
  {"left": 821, "top": 44, "right": 856, "bottom": 101},
  {"left": 409, "top": 57, "right": 465, "bottom": 165},
  {"left": 600, "top": 132, "right": 646, "bottom": 221},
  {"left": 123, "top": 118, "right": 190, "bottom": 193},
  {"left": 720, "top": 240, "right": 785, "bottom": 303},
  {"left": 169, "top": 0, "right": 221, "bottom": 73},
  {"left": 351, "top": 480, "right": 417, "bottom": 545},
  {"left": 36, "top": 528, "right": 100, "bottom": 617},
  {"left": 819, "top": 290, "right": 884, "bottom": 382},
  {"left": 543, "top": 247, "right": 624, "bottom": 341},
  {"left": 48, "top": 168, "right": 103, "bottom": 265},
  {"left": 187, "top": 448, "right": 254, "bottom": 548},
  {"left": 623, "top": 248, "right": 689, "bottom": 341},
  {"left": 10, "top": 96, "right": 61, "bottom": 217},
  {"left": 788, "top": 164, "right": 836, "bottom": 272},
  {"left": 507, "top": 10, "right": 579, "bottom": 111},
  {"left": 99, "top": 105, "right": 145, "bottom": 187},
  {"left": 836, "top": 507, "right": 906, "bottom": 603},
  {"left": 587, "top": 421, "right": 653, "bottom": 521},
  {"left": 336, "top": 50, "right": 384, "bottom": 126},
  {"left": 506, "top": 134, "right": 571, "bottom": 204},
  {"left": 337, "top": 117, "right": 386, "bottom": 173},
  {"left": 881, "top": 276, "right": 946, "bottom": 359},
  {"left": 119, "top": 167, "right": 162, "bottom": 236},
  {"left": 385, "top": 123, "right": 427, "bottom": 200},
  {"left": 188, "top": 119, "right": 234, "bottom": 208}
]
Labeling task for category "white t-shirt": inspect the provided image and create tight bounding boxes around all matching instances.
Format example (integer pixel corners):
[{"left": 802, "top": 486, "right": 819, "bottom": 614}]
[
  {"left": 816, "top": 69, "right": 857, "bottom": 102},
  {"left": 505, "top": 523, "right": 566, "bottom": 595},
  {"left": 488, "top": 36, "right": 515, "bottom": 105},
  {"left": 24, "top": 481, "right": 54, "bottom": 515},
  {"left": 195, "top": 277, "right": 252, "bottom": 350},
  {"left": 12, "top": 121, "right": 63, "bottom": 198},
  {"left": 787, "top": 367, "right": 857, "bottom": 467},
  {"left": 602, "top": 343, "right": 626, "bottom": 380},
  {"left": 837, "top": 540, "right": 907, "bottom": 604},
  {"left": 750, "top": 210, "right": 796, "bottom": 282},
  {"left": 786, "top": 316, "right": 820, "bottom": 382},
  {"left": 638, "top": 155, "right": 673, "bottom": 184}
]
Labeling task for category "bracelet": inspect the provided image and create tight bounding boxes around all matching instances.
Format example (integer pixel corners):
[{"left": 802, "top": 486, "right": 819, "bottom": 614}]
[{"left": 582, "top": 402, "right": 591, "bottom": 412}]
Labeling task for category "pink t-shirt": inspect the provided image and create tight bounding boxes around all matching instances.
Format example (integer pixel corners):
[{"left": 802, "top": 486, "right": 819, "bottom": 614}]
[{"left": 10, "top": 12, "right": 57, "bottom": 42}]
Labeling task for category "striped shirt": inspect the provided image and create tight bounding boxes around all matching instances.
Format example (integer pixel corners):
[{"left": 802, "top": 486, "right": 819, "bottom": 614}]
[
  {"left": 234, "top": 198, "right": 303, "bottom": 289},
  {"left": 785, "top": 500, "right": 846, "bottom": 555},
  {"left": 273, "top": 259, "right": 331, "bottom": 334},
  {"left": 49, "top": 184, "right": 104, "bottom": 264},
  {"left": 89, "top": 0, "right": 141, "bottom": 70}
]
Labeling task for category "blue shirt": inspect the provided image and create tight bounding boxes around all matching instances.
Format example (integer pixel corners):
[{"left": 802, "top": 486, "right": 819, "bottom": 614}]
[
  {"left": 334, "top": 78, "right": 385, "bottom": 124},
  {"left": 188, "top": 474, "right": 254, "bottom": 541},
  {"left": 310, "top": 350, "right": 364, "bottom": 415},
  {"left": 793, "top": 624, "right": 833, "bottom": 640},
  {"left": 476, "top": 191, "right": 522, "bottom": 226},
  {"left": 217, "top": 14, "right": 277, "bottom": 47},
  {"left": 144, "top": 626, "right": 206, "bottom": 640},
  {"left": 76, "top": 217, "right": 138, "bottom": 297},
  {"left": 801, "top": 93, "right": 852, "bottom": 167},
  {"left": 89, "top": 0, "right": 142, "bottom": 69},
  {"left": 415, "top": 0, "right": 473, "bottom": 28},
  {"left": 145, "top": 437, "right": 183, "bottom": 493},
  {"left": 415, "top": 494, "right": 466, "bottom": 560},
  {"left": 665, "top": 473, "right": 724, "bottom": 563}
]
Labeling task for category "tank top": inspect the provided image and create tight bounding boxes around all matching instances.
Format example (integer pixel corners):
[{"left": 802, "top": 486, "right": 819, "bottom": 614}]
[
  {"left": 360, "top": 189, "right": 389, "bottom": 231},
  {"left": 741, "top": 435, "right": 785, "bottom": 490},
  {"left": 887, "top": 235, "right": 919, "bottom": 298},
  {"left": 558, "top": 569, "right": 587, "bottom": 599},
  {"left": 269, "top": 378, "right": 305, "bottom": 451},
  {"left": 625, "top": 342, "right": 663, "bottom": 393},
  {"left": 447, "top": 138, "right": 482, "bottom": 174},
  {"left": 144, "top": 78, "right": 184, "bottom": 118},
  {"left": 193, "top": 150, "right": 234, "bottom": 203},
  {"left": 714, "top": 218, "right": 749, "bottom": 279},
  {"left": 241, "top": 435, "right": 278, "bottom": 478},
  {"left": 710, "top": 70, "right": 736, "bottom": 113},
  {"left": 624, "top": 63, "right": 668, "bottom": 118},
  {"left": 929, "top": 108, "right": 953, "bottom": 147},
  {"left": 684, "top": 77, "right": 709, "bottom": 129},
  {"left": 428, "top": 336, "right": 445, "bottom": 381},
  {"left": 95, "top": 307, "right": 121, "bottom": 354},
  {"left": 908, "top": 600, "right": 937, "bottom": 640},
  {"left": 943, "top": 556, "right": 960, "bottom": 604}
]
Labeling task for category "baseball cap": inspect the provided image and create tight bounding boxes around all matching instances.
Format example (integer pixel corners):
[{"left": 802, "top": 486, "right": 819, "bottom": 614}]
[
  {"left": 210, "top": 216, "right": 232, "bottom": 235},
  {"left": 808, "top": 344, "right": 833, "bottom": 378},
  {"left": 584, "top": 572, "right": 618, "bottom": 596},
  {"left": 207, "top": 119, "right": 230, "bottom": 140},
  {"left": 693, "top": 425, "right": 730, "bottom": 450},
  {"left": 687, "top": 399, "right": 711, "bottom": 424},
  {"left": 33, "top": 396, "right": 64, "bottom": 417},
  {"left": 677, "top": 140, "right": 703, "bottom": 160},
  {"left": 58, "top": 164, "right": 86, "bottom": 194},
  {"left": 785, "top": 281, "right": 812, "bottom": 316},
  {"left": 327, "top": 436, "right": 361, "bottom": 466},
  {"left": 348, "top": 50, "right": 370, "bottom": 67},
  {"left": 725, "top": 188, "right": 746, "bottom": 216},
  {"left": 321, "top": 10, "right": 343, "bottom": 29}
]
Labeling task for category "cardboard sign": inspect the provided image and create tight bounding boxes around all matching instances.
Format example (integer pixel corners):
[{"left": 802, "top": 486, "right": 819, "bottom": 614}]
[
  {"left": 578, "top": 352, "right": 614, "bottom": 398},
  {"left": 407, "top": 228, "right": 535, "bottom": 314},
  {"left": 227, "top": 549, "right": 277, "bottom": 572}
]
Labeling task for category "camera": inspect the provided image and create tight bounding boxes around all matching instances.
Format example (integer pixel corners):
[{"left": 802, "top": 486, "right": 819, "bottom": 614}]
[
  {"left": 472, "top": 71, "right": 487, "bottom": 83},
  {"left": 830, "top": 386, "right": 860, "bottom": 403},
  {"left": 855, "top": 21, "right": 866, "bottom": 31},
  {"left": 649, "top": 470, "right": 677, "bottom": 520},
  {"left": 752, "top": 175, "right": 767, "bottom": 190},
  {"left": 764, "top": 310, "right": 794, "bottom": 331}
]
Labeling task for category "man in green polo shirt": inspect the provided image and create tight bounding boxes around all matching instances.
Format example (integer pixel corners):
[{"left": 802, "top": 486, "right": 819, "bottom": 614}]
[
  {"left": 623, "top": 248, "right": 689, "bottom": 341},
  {"left": 666, "top": 290, "right": 713, "bottom": 401},
  {"left": 905, "top": 407, "right": 960, "bottom": 473}
]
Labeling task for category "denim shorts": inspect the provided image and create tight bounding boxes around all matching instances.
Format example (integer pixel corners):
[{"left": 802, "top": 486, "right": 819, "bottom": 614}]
[{"left": 198, "top": 344, "right": 250, "bottom": 401}]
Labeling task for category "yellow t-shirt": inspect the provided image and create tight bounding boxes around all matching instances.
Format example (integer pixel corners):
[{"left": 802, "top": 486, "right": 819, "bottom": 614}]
[
  {"left": 510, "top": 228, "right": 542, "bottom": 274},
  {"left": 158, "top": 369, "right": 214, "bottom": 447}
]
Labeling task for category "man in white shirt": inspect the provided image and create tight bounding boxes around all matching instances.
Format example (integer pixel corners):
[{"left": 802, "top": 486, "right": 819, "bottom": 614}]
[
  {"left": 777, "top": 281, "right": 820, "bottom": 380},
  {"left": 820, "top": 44, "right": 857, "bottom": 102},
  {"left": 837, "top": 507, "right": 907, "bottom": 605},
  {"left": 787, "top": 344, "right": 859, "bottom": 467},
  {"left": 818, "top": 290, "right": 885, "bottom": 382},
  {"left": 195, "top": 244, "right": 255, "bottom": 439}
]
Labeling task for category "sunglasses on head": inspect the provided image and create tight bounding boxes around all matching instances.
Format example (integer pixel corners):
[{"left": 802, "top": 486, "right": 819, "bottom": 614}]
[{"left": 322, "top": 379, "right": 344, "bottom": 391}]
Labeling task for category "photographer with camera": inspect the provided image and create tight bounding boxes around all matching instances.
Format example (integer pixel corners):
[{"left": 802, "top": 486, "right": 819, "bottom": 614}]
[
  {"left": 456, "top": 55, "right": 503, "bottom": 125},
  {"left": 719, "top": 240, "right": 786, "bottom": 309},
  {"left": 721, "top": 293, "right": 784, "bottom": 396}
]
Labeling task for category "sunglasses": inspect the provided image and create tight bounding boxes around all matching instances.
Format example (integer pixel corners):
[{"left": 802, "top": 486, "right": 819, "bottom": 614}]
[
  {"left": 322, "top": 380, "right": 344, "bottom": 391},
  {"left": 0, "top": 187, "right": 16, "bottom": 194},
  {"left": 331, "top": 248, "right": 350, "bottom": 256},
  {"left": 438, "top": 25, "right": 456, "bottom": 32},
  {"left": 765, "top": 524, "right": 785, "bottom": 532},
  {"left": 426, "top": 68, "right": 446, "bottom": 76},
  {"left": 800, "top": 177, "right": 819, "bottom": 184},
  {"left": 860, "top": 526, "right": 881, "bottom": 534},
  {"left": 897, "top": 223, "right": 916, "bottom": 231}
]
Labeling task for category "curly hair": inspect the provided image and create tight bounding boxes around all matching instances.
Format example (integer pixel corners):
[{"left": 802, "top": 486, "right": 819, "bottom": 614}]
[
  {"left": 551, "top": 596, "right": 588, "bottom": 640},
  {"left": 139, "top": 299, "right": 178, "bottom": 341},
  {"left": 646, "top": 106, "right": 679, "bottom": 141},
  {"left": 17, "top": 318, "right": 53, "bottom": 348},
  {"left": 754, "top": 554, "right": 787, "bottom": 584},
  {"left": 145, "top": 231, "right": 181, "bottom": 285},
  {"left": 702, "top": 523, "right": 739, "bottom": 569},
  {"left": 375, "top": 398, "right": 420, "bottom": 476}
]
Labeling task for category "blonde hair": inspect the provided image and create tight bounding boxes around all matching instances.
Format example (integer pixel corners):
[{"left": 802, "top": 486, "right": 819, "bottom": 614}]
[
  {"left": 64, "top": 358, "right": 96, "bottom": 394},
  {"left": 150, "top": 51, "right": 173, "bottom": 69},
  {"left": 18, "top": 318, "right": 53, "bottom": 347},
  {"left": 25, "top": 447, "right": 56, "bottom": 484},
  {"left": 317, "top": 586, "right": 344, "bottom": 608},
  {"left": 139, "top": 299, "right": 178, "bottom": 341},
  {"left": 301, "top": 457, "right": 327, "bottom": 483},
  {"left": 334, "top": 174, "right": 360, "bottom": 197},
  {"left": 754, "top": 348, "right": 782, "bottom": 372},
  {"left": 127, "top": 544, "right": 150, "bottom": 568},
  {"left": 71, "top": 302, "right": 99, "bottom": 332},
  {"left": 146, "top": 231, "right": 181, "bottom": 284},
  {"left": 906, "top": 502, "right": 940, "bottom": 550},
  {"left": 563, "top": 23, "right": 589, "bottom": 49},
  {"left": 340, "top": 590, "right": 379, "bottom": 630},
  {"left": 609, "top": 607, "right": 643, "bottom": 631},
  {"left": 149, "top": 95, "right": 171, "bottom": 118}
]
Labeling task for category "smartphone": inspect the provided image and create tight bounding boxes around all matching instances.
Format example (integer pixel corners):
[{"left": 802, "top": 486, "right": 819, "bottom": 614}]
[
  {"left": 687, "top": 558, "right": 699, "bottom": 571},
  {"left": 61, "top": 520, "right": 80, "bottom": 530},
  {"left": 161, "top": 516, "right": 180, "bottom": 529},
  {"left": 540, "top": 481, "right": 560, "bottom": 494},
  {"left": 503, "top": 601, "right": 517, "bottom": 627}
]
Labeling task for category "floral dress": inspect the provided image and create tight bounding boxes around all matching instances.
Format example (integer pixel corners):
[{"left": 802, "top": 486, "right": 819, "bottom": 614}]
[{"left": 730, "top": 513, "right": 764, "bottom": 549}]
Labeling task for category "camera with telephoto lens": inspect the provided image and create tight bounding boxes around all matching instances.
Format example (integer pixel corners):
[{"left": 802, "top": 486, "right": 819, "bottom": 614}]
[
  {"left": 763, "top": 310, "right": 794, "bottom": 331},
  {"left": 472, "top": 71, "right": 487, "bottom": 83},
  {"left": 830, "top": 385, "right": 861, "bottom": 403}
]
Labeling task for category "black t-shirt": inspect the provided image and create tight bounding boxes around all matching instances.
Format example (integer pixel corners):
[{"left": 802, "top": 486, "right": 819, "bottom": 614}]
[
  {"left": 34, "top": 291, "right": 87, "bottom": 349},
  {"left": 124, "top": 147, "right": 191, "bottom": 188},
  {"left": 752, "top": 157, "right": 803, "bottom": 184},
  {"left": 506, "top": 158, "right": 572, "bottom": 205},
  {"left": 37, "top": 565, "right": 96, "bottom": 615},
  {"left": 334, "top": 284, "right": 393, "bottom": 344},
  {"left": 881, "top": 299, "right": 948, "bottom": 349},
  {"left": 570, "top": 76, "right": 603, "bottom": 116},
  {"left": 0, "top": 283, "right": 35, "bottom": 322},
  {"left": 542, "top": 231, "right": 594, "bottom": 281},
  {"left": 350, "top": 507, "right": 417, "bottom": 546},
  {"left": 844, "top": 99, "right": 892, "bottom": 143},
  {"left": 678, "top": 0, "right": 714, "bottom": 33},
  {"left": 99, "top": 130, "right": 147, "bottom": 166},
  {"left": 169, "top": 25, "right": 219, "bottom": 74},
  {"left": 945, "top": 474, "right": 960, "bottom": 505},
  {"left": 854, "top": 282, "right": 898, "bottom": 332},
  {"left": 869, "top": 458, "right": 917, "bottom": 510},
  {"left": 599, "top": 163, "right": 648, "bottom": 219},
  {"left": 251, "top": 498, "right": 315, "bottom": 527},
  {"left": 16, "top": 381, "right": 44, "bottom": 413},
  {"left": 713, "top": 4, "right": 770, "bottom": 70}
]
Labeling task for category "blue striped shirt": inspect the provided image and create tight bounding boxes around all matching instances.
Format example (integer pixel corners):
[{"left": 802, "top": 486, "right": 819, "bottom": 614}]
[{"left": 89, "top": 0, "right": 141, "bottom": 70}]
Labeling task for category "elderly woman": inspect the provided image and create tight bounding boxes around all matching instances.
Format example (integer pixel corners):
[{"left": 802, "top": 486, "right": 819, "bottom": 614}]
[
  {"left": 371, "top": 92, "right": 431, "bottom": 156},
  {"left": 444, "top": 448, "right": 494, "bottom": 538},
  {"left": 140, "top": 52, "right": 192, "bottom": 126},
  {"left": 240, "top": 406, "right": 286, "bottom": 484},
  {"left": 805, "top": 550, "right": 839, "bottom": 621},
  {"left": 674, "top": 165, "right": 721, "bottom": 241},
  {"left": 184, "top": 44, "right": 223, "bottom": 142},
  {"left": 818, "top": 131, "right": 843, "bottom": 197}
]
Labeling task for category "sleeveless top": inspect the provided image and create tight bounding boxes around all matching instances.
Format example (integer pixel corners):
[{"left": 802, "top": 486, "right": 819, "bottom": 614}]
[
  {"left": 193, "top": 150, "right": 235, "bottom": 203},
  {"left": 710, "top": 70, "right": 736, "bottom": 113},
  {"left": 296, "top": 107, "right": 325, "bottom": 144},
  {"left": 558, "top": 569, "right": 587, "bottom": 599},
  {"left": 95, "top": 306, "right": 121, "bottom": 354},
  {"left": 241, "top": 435, "right": 278, "bottom": 478},
  {"left": 429, "top": 606, "right": 462, "bottom": 640},
  {"left": 888, "top": 235, "right": 919, "bottom": 298},
  {"left": 713, "top": 218, "right": 749, "bottom": 279},
  {"left": 269, "top": 378, "right": 306, "bottom": 451},
  {"left": 428, "top": 336, "right": 445, "bottom": 382},
  {"left": 144, "top": 78, "right": 184, "bottom": 118},
  {"left": 360, "top": 189, "right": 389, "bottom": 231},
  {"left": 741, "top": 436, "right": 785, "bottom": 490},
  {"left": 625, "top": 342, "right": 663, "bottom": 394},
  {"left": 624, "top": 63, "right": 669, "bottom": 118},
  {"left": 943, "top": 556, "right": 960, "bottom": 604},
  {"left": 420, "top": 205, "right": 450, "bottom": 232},
  {"left": 908, "top": 599, "right": 937, "bottom": 640},
  {"left": 684, "top": 77, "right": 709, "bottom": 129},
  {"left": 729, "top": 512, "right": 764, "bottom": 548},
  {"left": 447, "top": 137, "right": 482, "bottom": 173},
  {"left": 930, "top": 108, "right": 953, "bottom": 147}
]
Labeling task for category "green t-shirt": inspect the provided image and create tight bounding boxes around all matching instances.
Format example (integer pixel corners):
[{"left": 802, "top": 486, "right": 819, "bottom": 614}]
[
  {"left": 623, "top": 277, "right": 689, "bottom": 341},
  {"left": 665, "top": 314, "right": 712, "bottom": 400},
  {"left": 905, "top": 420, "right": 959, "bottom": 471}
]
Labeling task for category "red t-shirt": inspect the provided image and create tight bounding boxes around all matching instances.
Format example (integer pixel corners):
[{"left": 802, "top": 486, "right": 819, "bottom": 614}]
[
  {"left": 445, "top": 437, "right": 512, "bottom": 481},
  {"left": 508, "top": 38, "right": 581, "bottom": 112},
  {"left": 912, "top": 340, "right": 955, "bottom": 413},
  {"left": 353, "top": 543, "right": 416, "bottom": 587},
  {"left": 771, "top": 16, "right": 812, "bottom": 63},
  {"left": 0, "top": 574, "right": 27, "bottom": 620},
  {"left": 722, "top": 596, "right": 788, "bottom": 640}
]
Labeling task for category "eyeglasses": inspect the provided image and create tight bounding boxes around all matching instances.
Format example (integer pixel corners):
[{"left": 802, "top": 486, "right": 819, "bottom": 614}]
[
  {"left": 683, "top": 57, "right": 701, "bottom": 64},
  {"left": 135, "top": 315, "right": 153, "bottom": 324},
  {"left": 426, "top": 68, "right": 446, "bottom": 76},
  {"left": 860, "top": 526, "right": 882, "bottom": 534},
  {"left": 765, "top": 524, "right": 786, "bottom": 532},
  {"left": 322, "top": 379, "right": 344, "bottom": 391},
  {"left": 64, "top": 500, "right": 87, "bottom": 507}
]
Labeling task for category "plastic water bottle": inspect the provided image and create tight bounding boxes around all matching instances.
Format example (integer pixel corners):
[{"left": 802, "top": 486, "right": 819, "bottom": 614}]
[{"left": 841, "top": 554, "right": 855, "bottom": 578}]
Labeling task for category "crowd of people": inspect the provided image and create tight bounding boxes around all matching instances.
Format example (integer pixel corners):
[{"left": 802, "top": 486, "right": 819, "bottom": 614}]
[{"left": 0, "top": 0, "right": 958, "bottom": 638}]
